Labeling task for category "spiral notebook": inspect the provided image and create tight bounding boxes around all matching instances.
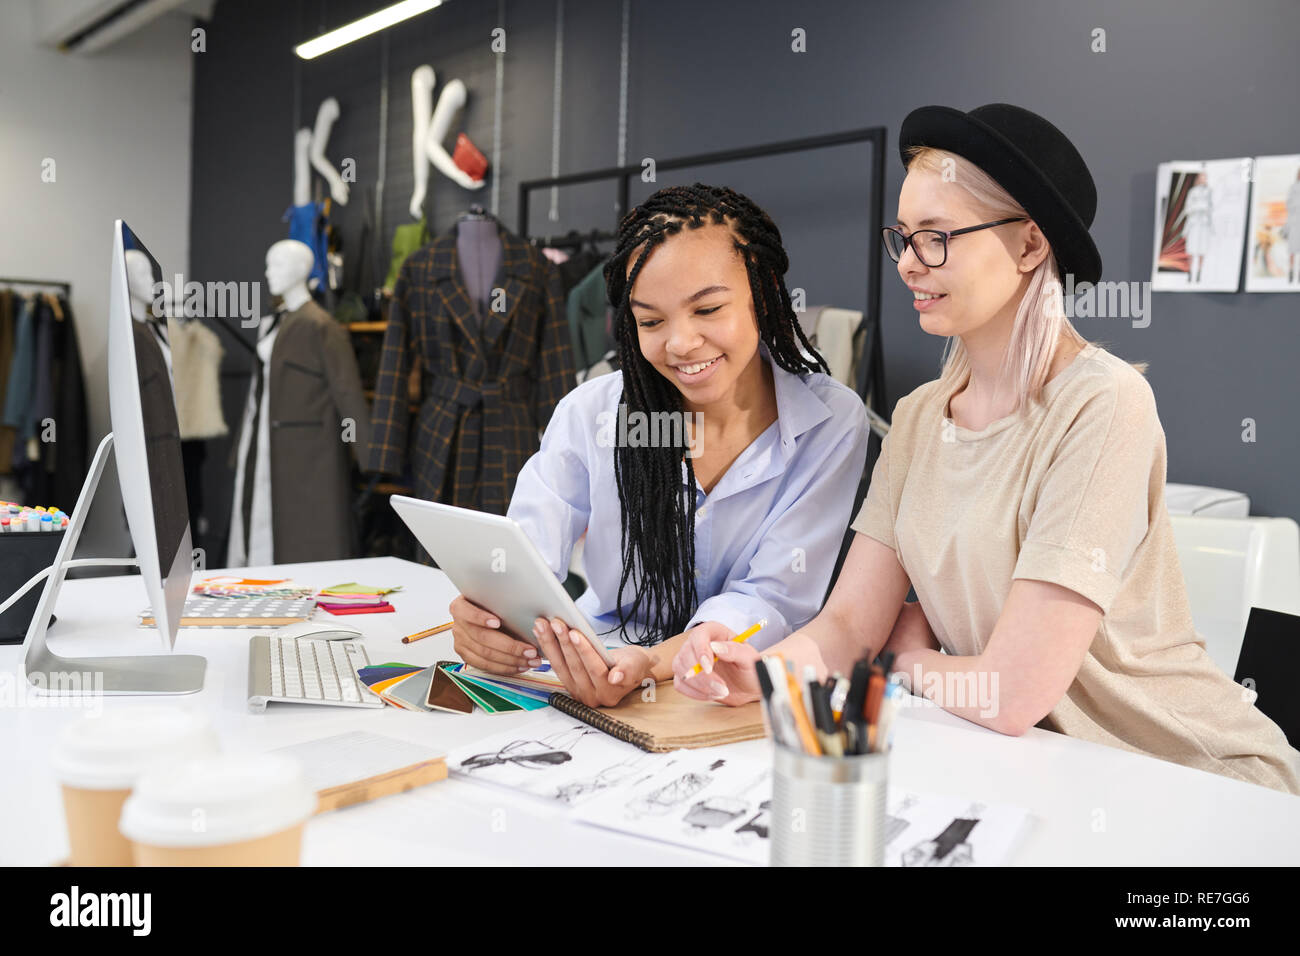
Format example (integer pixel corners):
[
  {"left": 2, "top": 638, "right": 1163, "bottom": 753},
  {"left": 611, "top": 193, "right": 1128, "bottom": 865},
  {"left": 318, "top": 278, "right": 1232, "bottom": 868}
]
[{"left": 548, "top": 683, "right": 765, "bottom": 752}]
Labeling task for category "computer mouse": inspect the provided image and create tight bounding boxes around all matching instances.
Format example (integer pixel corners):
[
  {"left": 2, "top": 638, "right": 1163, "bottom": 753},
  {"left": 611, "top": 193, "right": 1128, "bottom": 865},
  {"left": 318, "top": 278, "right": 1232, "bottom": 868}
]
[{"left": 275, "top": 619, "right": 365, "bottom": 641}]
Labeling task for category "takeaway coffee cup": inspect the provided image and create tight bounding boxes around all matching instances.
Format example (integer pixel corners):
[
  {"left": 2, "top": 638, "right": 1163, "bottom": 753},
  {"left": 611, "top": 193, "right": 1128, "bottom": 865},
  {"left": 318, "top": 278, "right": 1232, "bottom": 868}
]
[
  {"left": 54, "top": 707, "right": 219, "bottom": 866},
  {"left": 119, "top": 753, "right": 317, "bottom": 866}
]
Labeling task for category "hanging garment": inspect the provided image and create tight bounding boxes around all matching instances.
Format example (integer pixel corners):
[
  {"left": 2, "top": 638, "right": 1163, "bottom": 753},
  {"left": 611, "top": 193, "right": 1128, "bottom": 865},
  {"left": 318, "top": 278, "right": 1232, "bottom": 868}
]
[
  {"left": 0, "top": 292, "right": 15, "bottom": 474},
  {"left": 167, "top": 318, "right": 228, "bottom": 440},
  {"left": 555, "top": 247, "right": 604, "bottom": 297},
  {"left": 2, "top": 295, "right": 86, "bottom": 504},
  {"left": 565, "top": 259, "right": 612, "bottom": 374},
  {"left": 228, "top": 299, "right": 372, "bottom": 566},
  {"left": 368, "top": 223, "right": 575, "bottom": 523},
  {"left": 797, "top": 305, "right": 863, "bottom": 389},
  {"left": 227, "top": 312, "right": 278, "bottom": 567},
  {"left": 3, "top": 297, "right": 35, "bottom": 447},
  {"left": 284, "top": 201, "right": 330, "bottom": 291},
  {"left": 39, "top": 295, "right": 88, "bottom": 510},
  {"left": 385, "top": 218, "right": 432, "bottom": 291}
]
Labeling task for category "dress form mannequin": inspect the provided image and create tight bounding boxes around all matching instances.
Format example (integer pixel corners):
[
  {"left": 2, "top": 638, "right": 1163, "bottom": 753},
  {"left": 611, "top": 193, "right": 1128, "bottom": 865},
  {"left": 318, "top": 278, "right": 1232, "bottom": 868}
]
[
  {"left": 456, "top": 217, "right": 502, "bottom": 316},
  {"left": 409, "top": 65, "right": 484, "bottom": 218}
]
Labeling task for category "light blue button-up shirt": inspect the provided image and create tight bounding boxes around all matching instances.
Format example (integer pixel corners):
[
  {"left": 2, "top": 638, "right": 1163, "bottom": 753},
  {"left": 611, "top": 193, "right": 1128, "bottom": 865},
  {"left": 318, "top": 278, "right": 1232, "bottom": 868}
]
[{"left": 507, "top": 350, "right": 868, "bottom": 651}]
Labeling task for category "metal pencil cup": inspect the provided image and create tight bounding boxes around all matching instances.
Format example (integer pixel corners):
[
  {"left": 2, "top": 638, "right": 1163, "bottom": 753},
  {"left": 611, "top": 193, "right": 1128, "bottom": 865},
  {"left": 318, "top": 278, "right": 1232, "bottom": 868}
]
[{"left": 770, "top": 744, "right": 889, "bottom": 867}]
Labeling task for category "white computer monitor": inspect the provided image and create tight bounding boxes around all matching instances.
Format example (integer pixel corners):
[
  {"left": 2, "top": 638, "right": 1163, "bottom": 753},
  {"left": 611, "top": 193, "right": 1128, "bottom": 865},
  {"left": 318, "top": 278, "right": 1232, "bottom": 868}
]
[{"left": 18, "top": 220, "right": 205, "bottom": 695}]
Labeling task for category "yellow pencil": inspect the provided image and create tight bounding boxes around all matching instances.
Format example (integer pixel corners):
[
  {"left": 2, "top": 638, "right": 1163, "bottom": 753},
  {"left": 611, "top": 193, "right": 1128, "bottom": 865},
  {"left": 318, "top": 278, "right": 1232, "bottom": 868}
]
[
  {"left": 685, "top": 619, "right": 766, "bottom": 678},
  {"left": 401, "top": 621, "right": 454, "bottom": 644}
]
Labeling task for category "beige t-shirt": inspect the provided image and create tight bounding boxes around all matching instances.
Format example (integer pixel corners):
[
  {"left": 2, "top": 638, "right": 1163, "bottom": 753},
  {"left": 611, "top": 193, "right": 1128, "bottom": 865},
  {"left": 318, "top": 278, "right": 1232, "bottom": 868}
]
[{"left": 853, "top": 344, "right": 1300, "bottom": 796}]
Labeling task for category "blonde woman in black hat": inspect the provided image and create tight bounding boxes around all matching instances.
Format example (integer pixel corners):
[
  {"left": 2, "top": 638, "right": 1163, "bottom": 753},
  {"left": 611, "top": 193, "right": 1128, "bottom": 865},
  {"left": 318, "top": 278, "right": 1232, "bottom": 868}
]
[{"left": 676, "top": 103, "right": 1300, "bottom": 796}]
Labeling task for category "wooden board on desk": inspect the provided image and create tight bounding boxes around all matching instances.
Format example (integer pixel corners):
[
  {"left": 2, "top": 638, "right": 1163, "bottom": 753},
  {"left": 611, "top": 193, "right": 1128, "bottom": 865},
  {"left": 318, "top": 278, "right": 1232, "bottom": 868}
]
[{"left": 315, "top": 758, "right": 448, "bottom": 813}]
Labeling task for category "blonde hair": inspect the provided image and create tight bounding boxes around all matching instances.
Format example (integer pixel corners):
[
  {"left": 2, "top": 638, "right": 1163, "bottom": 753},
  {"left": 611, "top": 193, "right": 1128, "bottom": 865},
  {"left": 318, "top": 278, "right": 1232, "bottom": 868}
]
[{"left": 905, "top": 147, "right": 1145, "bottom": 414}]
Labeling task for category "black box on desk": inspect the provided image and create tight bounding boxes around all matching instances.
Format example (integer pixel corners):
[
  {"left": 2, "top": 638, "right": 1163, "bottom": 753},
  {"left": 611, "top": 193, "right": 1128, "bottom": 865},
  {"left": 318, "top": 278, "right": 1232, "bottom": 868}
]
[{"left": 0, "top": 529, "right": 63, "bottom": 644}]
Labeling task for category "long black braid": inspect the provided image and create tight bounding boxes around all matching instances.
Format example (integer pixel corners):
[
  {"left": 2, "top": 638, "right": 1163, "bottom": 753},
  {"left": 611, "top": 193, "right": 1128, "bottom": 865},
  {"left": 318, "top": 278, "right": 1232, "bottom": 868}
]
[{"left": 602, "top": 183, "right": 828, "bottom": 647}]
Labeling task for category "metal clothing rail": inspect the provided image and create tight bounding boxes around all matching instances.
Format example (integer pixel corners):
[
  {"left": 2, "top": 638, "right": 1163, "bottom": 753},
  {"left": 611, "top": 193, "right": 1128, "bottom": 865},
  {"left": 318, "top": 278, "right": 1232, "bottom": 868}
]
[
  {"left": 516, "top": 126, "right": 888, "bottom": 414},
  {"left": 528, "top": 228, "right": 619, "bottom": 250},
  {"left": 0, "top": 276, "right": 258, "bottom": 358},
  {"left": 0, "top": 277, "right": 71, "bottom": 292}
]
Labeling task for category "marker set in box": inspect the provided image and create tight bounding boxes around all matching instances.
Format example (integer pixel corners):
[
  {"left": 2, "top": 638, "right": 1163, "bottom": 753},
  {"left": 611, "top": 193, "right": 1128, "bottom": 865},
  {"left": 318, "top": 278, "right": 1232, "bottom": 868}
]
[{"left": 0, "top": 500, "right": 67, "bottom": 533}]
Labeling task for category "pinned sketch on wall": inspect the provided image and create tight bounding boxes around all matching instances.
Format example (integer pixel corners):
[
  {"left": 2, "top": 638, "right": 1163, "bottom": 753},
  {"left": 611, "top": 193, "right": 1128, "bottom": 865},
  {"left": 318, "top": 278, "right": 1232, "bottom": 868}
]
[
  {"left": 1151, "top": 159, "right": 1250, "bottom": 292},
  {"left": 448, "top": 709, "right": 677, "bottom": 807},
  {"left": 1244, "top": 154, "right": 1300, "bottom": 292}
]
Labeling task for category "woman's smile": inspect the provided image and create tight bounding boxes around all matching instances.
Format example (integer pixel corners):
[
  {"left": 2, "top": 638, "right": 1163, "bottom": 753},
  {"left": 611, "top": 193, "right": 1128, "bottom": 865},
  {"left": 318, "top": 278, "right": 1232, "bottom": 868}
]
[{"left": 670, "top": 354, "right": 724, "bottom": 384}]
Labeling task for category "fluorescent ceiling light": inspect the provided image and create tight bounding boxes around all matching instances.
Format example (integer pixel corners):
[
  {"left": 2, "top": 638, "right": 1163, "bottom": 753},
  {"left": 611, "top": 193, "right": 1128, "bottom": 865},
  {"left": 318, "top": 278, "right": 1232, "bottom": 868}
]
[{"left": 295, "top": 0, "right": 442, "bottom": 59}]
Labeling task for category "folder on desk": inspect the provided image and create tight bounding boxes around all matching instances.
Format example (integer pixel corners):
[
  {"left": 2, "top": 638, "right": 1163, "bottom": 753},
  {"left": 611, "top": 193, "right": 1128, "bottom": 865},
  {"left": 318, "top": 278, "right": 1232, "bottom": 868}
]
[{"left": 271, "top": 731, "right": 447, "bottom": 813}]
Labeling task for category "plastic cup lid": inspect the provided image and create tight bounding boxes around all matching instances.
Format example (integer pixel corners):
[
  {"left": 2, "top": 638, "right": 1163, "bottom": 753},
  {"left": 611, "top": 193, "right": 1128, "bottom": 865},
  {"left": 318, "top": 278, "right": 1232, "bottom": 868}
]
[
  {"left": 119, "top": 753, "right": 317, "bottom": 848},
  {"left": 54, "top": 707, "right": 219, "bottom": 790}
]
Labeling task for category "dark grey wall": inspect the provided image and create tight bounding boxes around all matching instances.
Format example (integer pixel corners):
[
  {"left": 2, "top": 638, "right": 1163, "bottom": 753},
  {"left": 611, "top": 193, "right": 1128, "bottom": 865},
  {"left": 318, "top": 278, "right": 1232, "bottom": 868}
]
[{"left": 190, "top": 0, "right": 1300, "bottom": 553}]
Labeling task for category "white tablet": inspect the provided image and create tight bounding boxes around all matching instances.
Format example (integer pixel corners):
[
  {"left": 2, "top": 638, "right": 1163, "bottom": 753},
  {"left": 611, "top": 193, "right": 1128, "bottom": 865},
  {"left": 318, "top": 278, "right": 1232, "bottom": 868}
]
[{"left": 389, "top": 495, "right": 615, "bottom": 668}]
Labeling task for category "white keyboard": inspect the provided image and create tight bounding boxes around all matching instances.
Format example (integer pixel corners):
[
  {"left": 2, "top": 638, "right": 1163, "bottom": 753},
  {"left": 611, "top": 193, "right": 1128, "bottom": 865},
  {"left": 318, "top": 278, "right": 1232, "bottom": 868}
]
[{"left": 247, "top": 635, "right": 385, "bottom": 713}]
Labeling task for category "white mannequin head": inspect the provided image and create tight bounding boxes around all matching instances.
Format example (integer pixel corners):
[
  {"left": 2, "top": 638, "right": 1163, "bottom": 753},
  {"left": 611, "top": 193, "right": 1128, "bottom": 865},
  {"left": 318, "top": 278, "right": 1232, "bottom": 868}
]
[
  {"left": 124, "top": 249, "right": 157, "bottom": 322},
  {"left": 265, "top": 240, "right": 314, "bottom": 312}
]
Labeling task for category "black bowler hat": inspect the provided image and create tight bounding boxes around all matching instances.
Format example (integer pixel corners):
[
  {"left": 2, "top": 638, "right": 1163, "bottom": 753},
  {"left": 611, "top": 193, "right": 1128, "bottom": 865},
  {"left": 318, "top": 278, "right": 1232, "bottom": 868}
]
[{"left": 898, "top": 103, "right": 1103, "bottom": 285}]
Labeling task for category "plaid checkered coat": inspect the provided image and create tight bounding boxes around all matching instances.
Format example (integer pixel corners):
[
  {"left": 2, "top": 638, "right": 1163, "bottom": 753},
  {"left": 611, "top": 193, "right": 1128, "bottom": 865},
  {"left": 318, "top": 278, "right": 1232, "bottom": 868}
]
[{"left": 367, "top": 225, "right": 576, "bottom": 517}]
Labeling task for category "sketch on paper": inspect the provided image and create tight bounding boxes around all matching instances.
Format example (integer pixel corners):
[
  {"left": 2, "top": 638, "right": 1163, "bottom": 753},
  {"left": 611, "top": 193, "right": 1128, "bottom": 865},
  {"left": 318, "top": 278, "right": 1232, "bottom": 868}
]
[
  {"left": 734, "top": 800, "right": 771, "bottom": 841},
  {"left": 450, "top": 714, "right": 1033, "bottom": 865},
  {"left": 575, "top": 753, "right": 775, "bottom": 864},
  {"left": 448, "top": 710, "right": 678, "bottom": 807},
  {"left": 457, "top": 725, "right": 598, "bottom": 773},
  {"left": 1244, "top": 153, "right": 1300, "bottom": 291},
  {"left": 577, "top": 762, "right": 1030, "bottom": 867},
  {"left": 1150, "top": 158, "right": 1250, "bottom": 292},
  {"left": 554, "top": 751, "right": 675, "bottom": 805},
  {"left": 626, "top": 764, "right": 718, "bottom": 817},
  {"left": 681, "top": 769, "right": 770, "bottom": 832},
  {"left": 899, "top": 802, "right": 985, "bottom": 867}
]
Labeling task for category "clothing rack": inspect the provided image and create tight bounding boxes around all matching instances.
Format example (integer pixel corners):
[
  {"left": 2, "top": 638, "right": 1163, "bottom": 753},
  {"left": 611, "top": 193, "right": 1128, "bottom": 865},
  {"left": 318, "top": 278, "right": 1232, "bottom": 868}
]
[
  {"left": 0, "top": 276, "right": 258, "bottom": 359},
  {"left": 0, "top": 277, "right": 71, "bottom": 294},
  {"left": 528, "top": 228, "right": 619, "bottom": 250},
  {"left": 516, "top": 126, "right": 889, "bottom": 414}
]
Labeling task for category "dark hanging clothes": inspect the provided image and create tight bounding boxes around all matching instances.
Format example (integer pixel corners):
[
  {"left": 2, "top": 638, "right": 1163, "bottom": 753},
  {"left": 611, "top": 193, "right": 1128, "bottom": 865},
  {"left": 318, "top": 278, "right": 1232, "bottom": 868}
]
[
  {"left": 367, "top": 223, "right": 576, "bottom": 532},
  {"left": 555, "top": 247, "right": 605, "bottom": 297},
  {"left": 0, "top": 294, "right": 87, "bottom": 507},
  {"left": 0, "top": 292, "right": 17, "bottom": 473}
]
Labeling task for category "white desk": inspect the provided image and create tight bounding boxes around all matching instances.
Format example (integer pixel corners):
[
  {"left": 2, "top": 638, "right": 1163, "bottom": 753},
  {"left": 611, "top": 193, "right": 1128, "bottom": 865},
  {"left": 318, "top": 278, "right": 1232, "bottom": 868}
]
[{"left": 2, "top": 556, "right": 1297, "bottom": 866}]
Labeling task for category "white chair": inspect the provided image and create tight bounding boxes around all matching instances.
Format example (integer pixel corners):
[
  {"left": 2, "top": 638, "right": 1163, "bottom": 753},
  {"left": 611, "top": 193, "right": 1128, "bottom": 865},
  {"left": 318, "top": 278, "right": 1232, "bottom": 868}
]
[
  {"left": 1168, "top": 514, "right": 1300, "bottom": 675},
  {"left": 1165, "top": 482, "right": 1250, "bottom": 518}
]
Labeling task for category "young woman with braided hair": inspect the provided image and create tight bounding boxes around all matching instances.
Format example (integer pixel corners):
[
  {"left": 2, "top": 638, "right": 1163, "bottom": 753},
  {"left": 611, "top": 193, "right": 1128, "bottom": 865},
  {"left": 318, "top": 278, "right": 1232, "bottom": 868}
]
[{"left": 450, "top": 183, "right": 868, "bottom": 707}]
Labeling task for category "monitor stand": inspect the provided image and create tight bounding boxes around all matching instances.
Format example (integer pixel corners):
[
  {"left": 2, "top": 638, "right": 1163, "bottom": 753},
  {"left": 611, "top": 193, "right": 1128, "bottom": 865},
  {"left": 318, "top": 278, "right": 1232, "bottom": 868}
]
[{"left": 18, "top": 433, "right": 206, "bottom": 695}]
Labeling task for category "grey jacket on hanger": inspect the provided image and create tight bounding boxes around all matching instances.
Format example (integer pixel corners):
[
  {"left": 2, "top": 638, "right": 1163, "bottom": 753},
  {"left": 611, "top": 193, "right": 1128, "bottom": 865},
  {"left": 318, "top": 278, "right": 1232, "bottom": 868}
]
[{"left": 229, "top": 298, "right": 372, "bottom": 563}]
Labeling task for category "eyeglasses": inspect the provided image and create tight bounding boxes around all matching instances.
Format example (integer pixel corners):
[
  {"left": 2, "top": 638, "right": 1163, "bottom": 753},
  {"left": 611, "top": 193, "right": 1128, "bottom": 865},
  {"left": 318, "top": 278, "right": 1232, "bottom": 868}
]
[{"left": 881, "top": 218, "right": 1027, "bottom": 268}]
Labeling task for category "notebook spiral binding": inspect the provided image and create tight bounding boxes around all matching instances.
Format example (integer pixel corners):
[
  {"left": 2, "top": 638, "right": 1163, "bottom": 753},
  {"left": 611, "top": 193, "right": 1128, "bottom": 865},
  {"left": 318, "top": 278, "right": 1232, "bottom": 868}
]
[{"left": 548, "top": 693, "right": 657, "bottom": 751}]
